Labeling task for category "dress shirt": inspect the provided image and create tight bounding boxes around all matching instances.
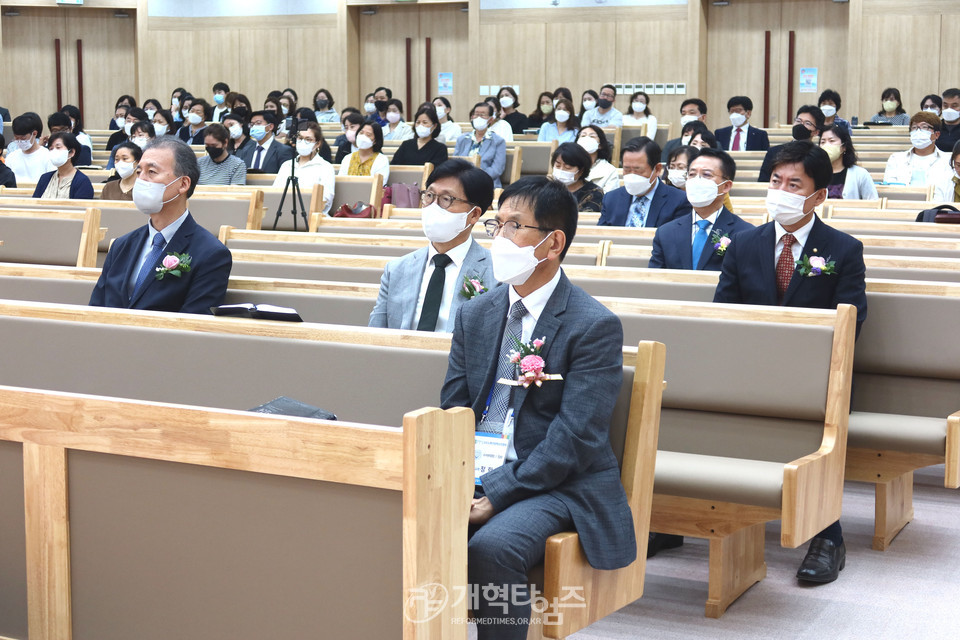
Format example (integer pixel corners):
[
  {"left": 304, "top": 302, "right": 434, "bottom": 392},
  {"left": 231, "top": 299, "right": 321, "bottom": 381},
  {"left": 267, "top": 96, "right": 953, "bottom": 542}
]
[
  {"left": 773, "top": 215, "right": 816, "bottom": 268},
  {"left": 728, "top": 123, "right": 750, "bottom": 151},
  {"left": 414, "top": 236, "right": 474, "bottom": 333},
  {"left": 690, "top": 208, "right": 721, "bottom": 242},
  {"left": 625, "top": 179, "right": 660, "bottom": 227},
  {"left": 128, "top": 209, "right": 190, "bottom": 295}
]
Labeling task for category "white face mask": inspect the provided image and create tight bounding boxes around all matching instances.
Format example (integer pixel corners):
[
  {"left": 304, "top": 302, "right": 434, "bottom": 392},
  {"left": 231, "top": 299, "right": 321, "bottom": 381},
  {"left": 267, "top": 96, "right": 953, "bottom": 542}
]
[
  {"left": 578, "top": 136, "right": 599, "bottom": 155},
  {"left": 187, "top": 112, "right": 203, "bottom": 125},
  {"left": 228, "top": 124, "right": 243, "bottom": 139},
  {"left": 115, "top": 117, "right": 126, "bottom": 129},
  {"left": 415, "top": 124, "right": 433, "bottom": 139},
  {"left": 472, "top": 117, "right": 489, "bottom": 131},
  {"left": 132, "top": 137, "right": 149, "bottom": 149},
  {"left": 552, "top": 98, "right": 559, "bottom": 108},
  {"left": 123, "top": 122, "right": 134, "bottom": 136},
  {"left": 133, "top": 176, "right": 183, "bottom": 215},
  {"left": 144, "top": 109, "right": 157, "bottom": 120},
  {"left": 555, "top": 110, "right": 570, "bottom": 123},
  {"left": 729, "top": 112, "right": 747, "bottom": 127},
  {"left": 421, "top": 201, "right": 472, "bottom": 244},
  {"left": 820, "top": 105, "right": 837, "bottom": 118},
  {"left": 924, "top": 107, "right": 942, "bottom": 116},
  {"left": 667, "top": 168, "right": 687, "bottom": 188},
  {"left": 685, "top": 177, "right": 726, "bottom": 208},
  {"left": 363, "top": 102, "right": 377, "bottom": 114},
  {"left": 281, "top": 106, "right": 290, "bottom": 116},
  {"left": 943, "top": 108, "right": 960, "bottom": 122},
  {"left": 154, "top": 123, "right": 169, "bottom": 136},
  {"left": 766, "top": 188, "right": 816, "bottom": 226},
  {"left": 434, "top": 105, "right": 446, "bottom": 118},
  {"left": 582, "top": 99, "right": 596, "bottom": 111},
  {"left": 15, "top": 137, "right": 33, "bottom": 152},
  {"left": 386, "top": 111, "right": 402, "bottom": 124},
  {"left": 181, "top": 109, "right": 191, "bottom": 119},
  {"left": 491, "top": 233, "right": 551, "bottom": 286},
  {"left": 681, "top": 135, "right": 692, "bottom": 146},
  {"left": 623, "top": 170, "right": 656, "bottom": 197},
  {"left": 499, "top": 96, "right": 514, "bottom": 109},
  {"left": 171, "top": 98, "right": 180, "bottom": 109},
  {"left": 345, "top": 129, "right": 357, "bottom": 144},
  {"left": 680, "top": 114, "right": 699, "bottom": 127},
  {"left": 296, "top": 140, "right": 316, "bottom": 157},
  {"left": 552, "top": 167, "right": 577, "bottom": 185},
  {"left": 115, "top": 161, "right": 136, "bottom": 179},
  {"left": 49, "top": 148, "right": 70, "bottom": 168},
  {"left": 632, "top": 102, "right": 646, "bottom": 113},
  {"left": 355, "top": 133, "right": 374, "bottom": 150},
  {"left": 910, "top": 129, "right": 934, "bottom": 150}
]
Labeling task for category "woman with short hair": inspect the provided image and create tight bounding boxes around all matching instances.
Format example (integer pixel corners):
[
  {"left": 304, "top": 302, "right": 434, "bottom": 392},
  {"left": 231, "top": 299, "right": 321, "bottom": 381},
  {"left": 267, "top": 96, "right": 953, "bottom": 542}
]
[
  {"left": 551, "top": 142, "right": 603, "bottom": 211},
  {"left": 577, "top": 125, "right": 619, "bottom": 193},
  {"left": 33, "top": 132, "right": 93, "bottom": 199},
  {"left": 338, "top": 122, "right": 390, "bottom": 182},
  {"left": 391, "top": 105, "right": 449, "bottom": 166}
]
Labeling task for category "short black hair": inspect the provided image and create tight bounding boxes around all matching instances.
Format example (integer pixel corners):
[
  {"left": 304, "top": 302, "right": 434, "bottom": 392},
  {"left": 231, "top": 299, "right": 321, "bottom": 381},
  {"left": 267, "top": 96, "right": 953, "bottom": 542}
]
[
  {"left": 213, "top": 82, "right": 230, "bottom": 93},
  {"left": 48, "top": 131, "right": 81, "bottom": 160},
  {"left": 374, "top": 86, "right": 392, "bottom": 99},
  {"left": 114, "top": 141, "right": 143, "bottom": 164},
  {"left": 499, "top": 176, "right": 578, "bottom": 260},
  {"left": 47, "top": 111, "right": 72, "bottom": 131},
  {"left": 433, "top": 96, "right": 452, "bottom": 112},
  {"left": 386, "top": 98, "right": 404, "bottom": 113},
  {"left": 681, "top": 98, "right": 707, "bottom": 115},
  {"left": 726, "top": 96, "right": 753, "bottom": 112},
  {"left": 130, "top": 121, "right": 156, "bottom": 138},
  {"left": 127, "top": 107, "right": 149, "bottom": 122},
  {"left": 600, "top": 84, "right": 617, "bottom": 97},
  {"left": 551, "top": 142, "right": 592, "bottom": 180},
  {"left": 143, "top": 98, "right": 164, "bottom": 113},
  {"left": 821, "top": 124, "right": 858, "bottom": 169},
  {"left": 692, "top": 147, "right": 736, "bottom": 182},
  {"left": 250, "top": 110, "right": 278, "bottom": 128},
  {"left": 579, "top": 124, "right": 612, "bottom": 162},
  {"left": 267, "top": 90, "right": 282, "bottom": 100},
  {"left": 691, "top": 129, "right": 719, "bottom": 150},
  {"left": 681, "top": 120, "right": 710, "bottom": 138},
  {"left": 204, "top": 123, "right": 229, "bottom": 145},
  {"left": 668, "top": 145, "right": 700, "bottom": 168},
  {"left": 943, "top": 88, "right": 960, "bottom": 101},
  {"left": 498, "top": 86, "right": 519, "bottom": 109},
  {"left": 770, "top": 141, "right": 832, "bottom": 191},
  {"left": 413, "top": 104, "right": 441, "bottom": 139},
  {"left": 153, "top": 109, "right": 174, "bottom": 131},
  {"left": 12, "top": 112, "right": 43, "bottom": 137},
  {"left": 282, "top": 88, "right": 298, "bottom": 101},
  {"left": 922, "top": 94, "right": 943, "bottom": 110},
  {"left": 796, "top": 104, "right": 826, "bottom": 130},
  {"left": 426, "top": 158, "right": 495, "bottom": 212},
  {"left": 60, "top": 105, "right": 84, "bottom": 133},
  {"left": 553, "top": 87, "right": 573, "bottom": 102},
  {"left": 620, "top": 136, "right": 661, "bottom": 167},
  {"left": 880, "top": 87, "right": 906, "bottom": 115},
  {"left": 818, "top": 89, "right": 842, "bottom": 110},
  {"left": 359, "top": 121, "right": 384, "bottom": 152}
]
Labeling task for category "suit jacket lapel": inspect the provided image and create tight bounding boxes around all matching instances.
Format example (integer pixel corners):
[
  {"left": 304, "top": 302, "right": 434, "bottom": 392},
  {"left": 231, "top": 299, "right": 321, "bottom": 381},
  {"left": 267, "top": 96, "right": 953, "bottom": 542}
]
[
  {"left": 646, "top": 182, "right": 664, "bottom": 227},
  {"left": 450, "top": 240, "right": 488, "bottom": 319},
  {"left": 679, "top": 216, "right": 696, "bottom": 270},
  {"left": 782, "top": 216, "right": 825, "bottom": 306},
  {"left": 474, "top": 285, "right": 510, "bottom": 415},
  {"left": 700, "top": 208, "right": 732, "bottom": 271},
  {"left": 757, "top": 222, "right": 779, "bottom": 304},
  {"left": 400, "top": 247, "right": 429, "bottom": 329},
  {"left": 130, "top": 213, "right": 196, "bottom": 307},
  {"left": 512, "top": 273, "right": 570, "bottom": 415}
]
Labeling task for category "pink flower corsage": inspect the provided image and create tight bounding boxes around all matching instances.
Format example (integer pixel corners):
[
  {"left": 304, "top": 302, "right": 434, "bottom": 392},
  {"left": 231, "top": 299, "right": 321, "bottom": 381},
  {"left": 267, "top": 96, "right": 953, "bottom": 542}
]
[
  {"left": 500, "top": 336, "right": 563, "bottom": 388},
  {"left": 155, "top": 252, "right": 192, "bottom": 280},
  {"left": 710, "top": 230, "right": 732, "bottom": 256},
  {"left": 795, "top": 252, "right": 836, "bottom": 277},
  {"left": 461, "top": 275, "right": 487, "bottom": 299}
]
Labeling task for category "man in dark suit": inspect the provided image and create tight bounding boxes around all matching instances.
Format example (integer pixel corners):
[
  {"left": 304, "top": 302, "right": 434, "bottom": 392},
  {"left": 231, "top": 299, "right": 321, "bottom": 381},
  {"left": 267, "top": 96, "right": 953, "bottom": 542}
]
[
  {"left": 715, "top": 95, "right": 770, "bottom": 152},
  {"left": 598, "top": 137, "right": 691, "bottom": 227},
  {"left": 714, "top": 141, "right": 866, "bottom": 584},
  {"left": 89, "top": 137, "right": 232, "bottom": 314},
  {"left": 758, "top": 105, "right": 824, "bottom": 182},
  {"left": 662, "top": 98, "right": 708, "bottom": 159},
  {"left": 442, "top": 176, "right": 635, "bottom": 639},
  {"left": 235, "top": 110, "right": 294, "bottom": 174},
  {"left": 650, "top": 148, "right": 754, "bottom": 270}
]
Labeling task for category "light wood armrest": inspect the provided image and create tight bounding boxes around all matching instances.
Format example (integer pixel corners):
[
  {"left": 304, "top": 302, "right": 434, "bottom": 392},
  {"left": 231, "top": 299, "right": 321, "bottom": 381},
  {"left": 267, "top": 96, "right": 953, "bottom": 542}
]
[{"left": 946, "top": 411, "right": 960, "bottom": 489}]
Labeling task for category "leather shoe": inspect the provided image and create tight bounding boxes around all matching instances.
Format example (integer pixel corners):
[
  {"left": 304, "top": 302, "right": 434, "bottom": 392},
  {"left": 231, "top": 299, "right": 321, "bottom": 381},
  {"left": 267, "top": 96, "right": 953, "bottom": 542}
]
[
  {"left": 647, "top": 533, "right": 684, "bottom": 558},
  {"left": 796, "top": 538, "right": 845, "bottom": 583}
]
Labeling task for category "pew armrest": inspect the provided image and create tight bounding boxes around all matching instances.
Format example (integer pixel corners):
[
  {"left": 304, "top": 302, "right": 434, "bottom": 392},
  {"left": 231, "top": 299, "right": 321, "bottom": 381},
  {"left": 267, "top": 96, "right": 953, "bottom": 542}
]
[{"left": 947, "top": 411, "right": 960, "bottom": 489}]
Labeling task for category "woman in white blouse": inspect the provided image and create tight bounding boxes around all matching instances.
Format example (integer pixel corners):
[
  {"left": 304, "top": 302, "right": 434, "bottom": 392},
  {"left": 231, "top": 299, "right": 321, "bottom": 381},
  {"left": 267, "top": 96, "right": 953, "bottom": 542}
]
[
  {"left": 622, "top": 90, "right": 658, "bottom": 136},
  {"left": 273, "top": 122, "right": 336, "bottom": 215},
  {"left": 577, "top": 125, "right": 620, "bottom": 193},
  {"left": 483, "top": 97, "right": 514, "bottom": 143},
  {"left": 383, "top": 99, "right": 414, "bottom": 141},
  {"left": 433, "top": 96, "right": 462, "bottom": 143}
]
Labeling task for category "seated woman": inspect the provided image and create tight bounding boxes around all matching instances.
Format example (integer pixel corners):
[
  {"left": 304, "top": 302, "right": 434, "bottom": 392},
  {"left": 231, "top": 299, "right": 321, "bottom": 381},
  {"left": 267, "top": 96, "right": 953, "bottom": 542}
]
[
  {"left": 664, "top": 145, "right": 699, "bottom": 190},
  {"left": 105, "top": 105, "right": 135, "bottom": 151},
  {"left": 178, "top": 98, "right": 209, "bottom": 145},
  {"left": 383, "top": 99, "right": 414, "bottom": 141},
  {"left": 933, "top": 140, "right": 960, "bottom": 203},
  {"left": 313, "top": 88, "right": 339, "bottom": 123},
  {"left": 551, "top": 142, "right": 603, "bottom": 212},
  {"left": 100, "top": 141, "right": 140, "bottom": 201},
  {"left": 869, "top": 88, "right": 910, "bottom": 126},
  {"left": 142, "top": 98, "right": 163, "bottom": 123},
  {"left": 689, "top": 129, "right": 720, "bottom": 150},
  {"left": 537, "top": 98, "right": 579, "bottom": 144},
  {"left": 526, "top": 91, "right": 556, "bottom": 133},
  {"left": 107, "top": 120, "right": 154, "bottom": 170},
  {"left": 151, "top": 108, "right": 175, "bottom": 137},
  {"left": 454, "top": 102, "right": 506, "bottom": 188},
  {"left": 47, "top": 112, "right": 91, "bottom": 166},
  {"left": 273, "top": 122, "right": 336, "bottom": 215},
  {"left": 484, "top": 97, "right": 514, "bottom": 143},
  {"left": 820, "top": 124, "right": 878, "bottom": 200},
  {"left": 293, "top": 108, "right": 332, "bottom": 162},
  {"left": 578, "top": 89, "right": 599, "bottom": 122},
  {"left": 497, "top": 86, "right": 528, "bottom": 135},
  {"left": 109, "top": 95, "right": 136, "bottom": 130},
  {"left": 338, "top": 121, "right": 390, "bottom": 183},
  {"left": 32, "top": 132, "right": 93, "bottom": 200},
  {"left": 59, "top": 105, "right": 93, "bottom": 163},
  {"left": 577, "top": 125, "right": 620, "bottom": 193},
  {"left": 622, "top": 91, "right": 657, "bottom": 134},
  {"left": 198, "top": 123, "right": 247, "bottom": 186},
  {"left": 335, "top": 111, "right": 365, "bottom": 165},
  {"left": 224, "top": 112, "right": 253, "bottom": 156},
  {"left": 432, "top": 96, "right": 462, "bottom": 143},
  {"left": 391, "top": 104, "right": 449, "bottom": 167}
]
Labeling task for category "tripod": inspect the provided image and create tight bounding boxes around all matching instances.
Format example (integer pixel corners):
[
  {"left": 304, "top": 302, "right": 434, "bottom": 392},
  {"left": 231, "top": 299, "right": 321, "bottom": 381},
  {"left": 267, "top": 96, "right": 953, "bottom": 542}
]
[{"left": 272, "top": 117, "right": 309, "bottom": 231}]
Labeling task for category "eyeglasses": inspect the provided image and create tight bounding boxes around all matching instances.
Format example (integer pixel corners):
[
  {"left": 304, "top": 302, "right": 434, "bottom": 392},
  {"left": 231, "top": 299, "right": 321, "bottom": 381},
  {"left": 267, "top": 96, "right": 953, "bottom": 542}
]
[
  {"left": 484, "top": 219, "right": 553, "bottom": 239},
  {"left": 419, "top": 190, "right": 474, "bottom": 210},
  {"left": 910, "top": 125, "right": 936, "bottom": 133},
  {"left": 794, "top": 118, "right": 816, "bottom": 130}
]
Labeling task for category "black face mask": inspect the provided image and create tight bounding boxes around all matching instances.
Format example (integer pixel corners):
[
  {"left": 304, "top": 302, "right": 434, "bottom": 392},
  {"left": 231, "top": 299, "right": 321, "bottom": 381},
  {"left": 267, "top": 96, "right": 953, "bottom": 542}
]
[
  {"left": 792, "top": 123, "right": 813, "bottom": 141},
  {"left": 374, "top": 100, "right": 388, "bottom": 113},
  {"left": 597, "top": 98, "right": 613, "bottom": 110},
  {"left": 315, "top": 99, "right": 329, "bottom": 110},
  {"left": 205, "top": 145, "right": 224, "bottom": 159}
]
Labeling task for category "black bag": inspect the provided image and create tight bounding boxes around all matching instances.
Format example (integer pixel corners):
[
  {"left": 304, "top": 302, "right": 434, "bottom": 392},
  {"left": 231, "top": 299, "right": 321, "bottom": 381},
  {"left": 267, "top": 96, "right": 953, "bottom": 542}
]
[
  {"left": 249, "top": 396, "right": 337, "bottom": 420},
  {"left": 916, "top": 204, "right": 960, "bottom": 223}
]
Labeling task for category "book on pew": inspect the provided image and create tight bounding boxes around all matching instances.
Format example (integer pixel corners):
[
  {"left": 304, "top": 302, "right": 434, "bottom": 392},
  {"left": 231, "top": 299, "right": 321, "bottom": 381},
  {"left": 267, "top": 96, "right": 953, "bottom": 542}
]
[
  {"left": 210, "top": 303, "right": 303, "bottom": 322},
  {"left": 249, "top": 396, "right": 337, "bottom": 421}
]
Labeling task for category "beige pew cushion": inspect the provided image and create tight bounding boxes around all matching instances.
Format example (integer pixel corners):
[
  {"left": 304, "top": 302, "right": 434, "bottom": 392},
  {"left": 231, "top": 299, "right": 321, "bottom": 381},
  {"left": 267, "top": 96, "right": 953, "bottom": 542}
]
[
  {"left": 848, "top": 411, "right": 946, "bottom": 456},
  {"left": 654, "top": 450, "right": 784, "bottom": 509}
]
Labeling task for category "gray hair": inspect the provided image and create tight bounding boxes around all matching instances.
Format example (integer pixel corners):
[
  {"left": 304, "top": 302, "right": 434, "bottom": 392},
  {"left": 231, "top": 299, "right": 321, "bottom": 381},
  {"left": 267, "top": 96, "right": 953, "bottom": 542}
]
[{"left": 143, "top": 137, "right": 200, "bottom": 198}]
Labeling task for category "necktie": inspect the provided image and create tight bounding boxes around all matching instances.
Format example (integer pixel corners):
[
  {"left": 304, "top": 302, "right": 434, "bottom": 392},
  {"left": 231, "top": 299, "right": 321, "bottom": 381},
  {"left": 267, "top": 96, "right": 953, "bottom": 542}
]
[
  {"left": 732, "top": 127, "right": 743, "bottom": 151},
  {"left": 953, "top": 175, "right": 960, "bottom": 203},
  {"left": 484, "top": 301, "right": 527, "bottom": 433},
  {"left": 253, "top": 145, "right": 265, "bottom": 170},
  {"left": 627, "top": 196, "right": 649, "bottom": 228},
  {"left": 132, "top": 233, "right": 166, "bottom": 298},
  {"left": 776, "top": 233, "right": 796, "bottom": 302},
  {"left": 416, "top": 253, "right": 453, "bottom": 331},
  {"left": 691, "top": 219, "right": 711, "bottom": 269}
]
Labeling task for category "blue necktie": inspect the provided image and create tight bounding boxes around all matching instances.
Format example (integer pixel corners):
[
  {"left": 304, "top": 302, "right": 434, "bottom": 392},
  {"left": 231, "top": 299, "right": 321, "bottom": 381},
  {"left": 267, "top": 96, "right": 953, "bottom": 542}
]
[
  {"left": 691, "top": 219, "right": 711, "bottom": 269},
  {"left": 627, "top": 196, "right": 649, "bottom": 228},
  {"left": 253, "top": 145, "right": 264, "bottom": 170},
  {"left": 484, "top": 301, "right": 527, "bottom": 433},
  {"left": 132, "top": 233, "right": 166, "bottom": 298}
]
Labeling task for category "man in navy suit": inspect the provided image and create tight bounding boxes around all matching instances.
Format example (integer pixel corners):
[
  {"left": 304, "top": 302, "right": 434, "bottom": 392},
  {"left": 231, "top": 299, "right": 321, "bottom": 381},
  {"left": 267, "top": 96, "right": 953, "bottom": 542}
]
[
  {"left": 650, "top": 148, "right": 754, "bottom": 270},
  {"left": 235, "top": 110, "right": 295, "bottom": 174},
  {"left": 442, "top": 177, "right": 635, "bottom": 639},
  {"left": 89, "top": 137, "right": 232, "bottom": 314},
  {"left": 715, "top": 96, "right": 770, "bottom": 152},
  {"left": 758, "top": 105, "right": 824, "bottom": 182},
  {"left": 714, "top": 141, "right": 866, "bottom": 584},
  {"left": 598, "top": 137, "right": 691, "bottom": 227}
]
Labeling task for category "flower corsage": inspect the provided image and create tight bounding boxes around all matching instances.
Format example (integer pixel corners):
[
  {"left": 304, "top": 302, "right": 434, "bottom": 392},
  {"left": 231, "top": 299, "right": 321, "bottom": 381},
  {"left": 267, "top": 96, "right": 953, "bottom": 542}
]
[
  {"left": 710, "top": 230, "right": 732, "bottom": 256},
  {"left": 461, "top": 275, "right": 488, "bottom": 299},
  {"left": 155, "top": 252, "right": 192, "bottom": 280},
  {"left": 499, "top": 336, "right": 564, "bottom": 389},
  {"left": 795, "top": 252, "right": 835, "bottom": 277}
]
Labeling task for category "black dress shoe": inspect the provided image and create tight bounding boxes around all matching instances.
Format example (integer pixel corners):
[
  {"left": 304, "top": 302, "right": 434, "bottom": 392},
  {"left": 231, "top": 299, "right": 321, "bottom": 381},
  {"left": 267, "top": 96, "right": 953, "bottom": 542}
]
[
  {"left": 647, "top": 533, "right": 684, "bottom": 558},
  {"left": 796, "top": 538, "right": 845, "bottom": 583}
]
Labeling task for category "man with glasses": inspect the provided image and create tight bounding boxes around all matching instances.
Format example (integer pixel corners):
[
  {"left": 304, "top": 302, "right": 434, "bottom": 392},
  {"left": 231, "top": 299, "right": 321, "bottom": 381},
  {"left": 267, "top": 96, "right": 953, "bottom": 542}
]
[
  {"left": 581, "top": 84, "right": 623, "bottom": 128},
  {"left": 369, "top": 159, "right": 496, "bottom": 331},
  {"left": 883, "top": 111, "right": 951, "bottom": 186},
  {"left": 758, "top": 105, "right": 824, "bottom": 183},
  {"left": 442, "top": 176, "right": 635, "bottom": 639}
]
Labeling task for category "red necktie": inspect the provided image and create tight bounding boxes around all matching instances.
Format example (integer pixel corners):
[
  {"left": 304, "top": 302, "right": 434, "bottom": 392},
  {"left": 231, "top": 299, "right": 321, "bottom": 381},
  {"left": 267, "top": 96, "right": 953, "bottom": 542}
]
[
  {"left": 776, "top": 233, "right": 796, "bottom": 301},
  {"left": 732, "top": 127, "right": 743, "bottom": 151}
]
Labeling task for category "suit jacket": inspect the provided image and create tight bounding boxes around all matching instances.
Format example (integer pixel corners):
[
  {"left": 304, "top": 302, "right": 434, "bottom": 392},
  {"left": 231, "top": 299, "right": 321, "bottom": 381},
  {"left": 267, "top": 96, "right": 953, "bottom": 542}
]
[
  {"left": 441, "top": 272, "right": 637, "bottom": 570},
  {"left": 715, "top": 125, "right": 770, "bottom": 151},
  {"left": 453, "top": 132, "right": 506, "bottom": 188},
  {"left": 236, "top": 137, "right": 296, "bottom": 174},
  {"left": 713, "top": 216, "right": 867, "bottom": 335},
  {"left": 368, "top": 239, "right": 495, "bottom": 330},
  {"left": 661, "top": 136, "right": 682, "bottom": 160},
  {"left": 650, "top": 207, "right": 754, "bottom": 270},
  {"left": 0, "top": 106, "right": 10, "bottom": 123},
  {"left": 32, "top": 170, "right": 94, "bottom": 199},
  {"left": 758, "top": 142, "right": 799, "bottom": 183},
  {"left": 598, "top": 181, "right": 692, "bottom": 227},
  {"left": 89, "top": 212, "right": 232, "bottom": 314}
]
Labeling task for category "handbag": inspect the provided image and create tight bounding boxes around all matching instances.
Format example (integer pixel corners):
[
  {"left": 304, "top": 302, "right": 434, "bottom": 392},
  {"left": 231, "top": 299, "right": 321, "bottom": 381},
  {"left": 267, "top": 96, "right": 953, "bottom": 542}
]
[
  {"left": 390, "top": 182, "right": 421, "bottom": 209},
  {"left": 333, "top": 201, "right": 373, "bottom": 218},
  {"left": 915, "top": 204, "right": 960, "bottom": 223}
]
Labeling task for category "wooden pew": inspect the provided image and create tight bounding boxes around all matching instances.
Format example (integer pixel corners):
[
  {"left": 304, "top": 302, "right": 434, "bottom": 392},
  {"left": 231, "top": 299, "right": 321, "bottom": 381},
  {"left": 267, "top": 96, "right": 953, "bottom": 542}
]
[
  {"left": 0, "top": 207, "right": 100, "bottom": 268},
  {"left": 329, "top": 174, "right": 384, "bottom": 218},
  {"left": 517, "top": 140, "right": 558, "bottom": 177},
  {"left": 502, "top": 146, "right": 523, "bottom": 186}
]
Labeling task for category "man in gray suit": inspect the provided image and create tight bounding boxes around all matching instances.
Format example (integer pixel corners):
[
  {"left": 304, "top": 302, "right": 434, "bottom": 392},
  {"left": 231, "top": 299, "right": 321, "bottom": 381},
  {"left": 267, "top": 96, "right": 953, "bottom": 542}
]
[
  {"left": 369, "top": 159, "right": 496, "bottom": 331},
  {"left": 442, "top": 176, "right": 636, "bottom": 639}
]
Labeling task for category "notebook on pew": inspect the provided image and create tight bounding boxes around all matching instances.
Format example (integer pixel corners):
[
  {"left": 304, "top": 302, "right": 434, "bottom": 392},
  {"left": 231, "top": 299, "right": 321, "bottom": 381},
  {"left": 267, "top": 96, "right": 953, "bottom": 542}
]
[{"left": 210, "top": 303, "right": 303, "bottom": 322}]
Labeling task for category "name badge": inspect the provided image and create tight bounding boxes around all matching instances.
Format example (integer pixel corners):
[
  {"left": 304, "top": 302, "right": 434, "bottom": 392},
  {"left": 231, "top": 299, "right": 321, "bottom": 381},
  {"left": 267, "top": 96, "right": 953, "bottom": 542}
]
[{"left": 475, "top": 433, "right": 508, "bottom": 485}]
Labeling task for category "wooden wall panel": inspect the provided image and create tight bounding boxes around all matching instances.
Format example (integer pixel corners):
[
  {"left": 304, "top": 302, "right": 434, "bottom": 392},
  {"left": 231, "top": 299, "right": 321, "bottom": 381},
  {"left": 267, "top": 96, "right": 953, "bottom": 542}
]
[
  {"left": 286, "top": 27, "right": 344, "bottom": 115},
  {"left": 477, "top": 21, "right": 545, "bottom": 123},
  {"left": 939, "top": 15, "right": 960, "bottom": 96},
  {"left": 543, "top": 20, "right": 618, "bottom": 107},
  {"left": 0, "top": 9, "right": 61, "bottom": 124},
  {"left": 419, "top": 4, "right": 470, "bottom": 117},
  {"left": 781, "top": 0, "right": 849, "bottom": 124},
  {"left": 238, "top": 28, "right": 292, "bottom": 109},
  {"left": 358, "top": 6, "right": 421, "bottom": 113}
]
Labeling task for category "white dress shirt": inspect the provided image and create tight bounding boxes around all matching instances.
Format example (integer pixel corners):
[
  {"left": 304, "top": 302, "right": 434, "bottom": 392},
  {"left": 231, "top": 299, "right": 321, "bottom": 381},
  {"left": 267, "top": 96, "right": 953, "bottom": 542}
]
[
  {"left": 774, "top": 215, "right": 816, "bottom": 267},
  {"left": 414, "top": 236, "right": 475, "bottom": 333},
  {"left": 690, "top": 208, "right": 721, "bottom": 242},
  {"left": 728, "top": 123, "right": 751, "bottom": 151},
  {"left": 252, "top": 135, "right": 275, "bottom": 170},
  {"left": 128, "top": 209, "right": 190, "bottom": 295}
]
